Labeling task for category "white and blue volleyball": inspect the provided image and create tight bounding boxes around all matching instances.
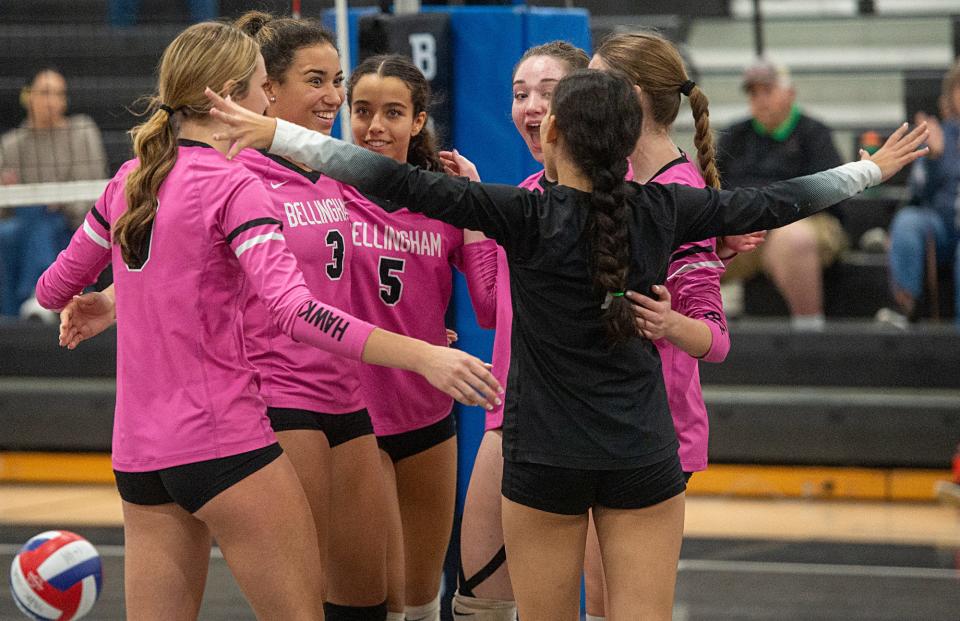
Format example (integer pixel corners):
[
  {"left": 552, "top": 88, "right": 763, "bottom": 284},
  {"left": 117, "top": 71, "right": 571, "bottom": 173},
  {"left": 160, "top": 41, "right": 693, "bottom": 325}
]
[{"left": 9, "top": 530, "right": 102, "bottom": 621}]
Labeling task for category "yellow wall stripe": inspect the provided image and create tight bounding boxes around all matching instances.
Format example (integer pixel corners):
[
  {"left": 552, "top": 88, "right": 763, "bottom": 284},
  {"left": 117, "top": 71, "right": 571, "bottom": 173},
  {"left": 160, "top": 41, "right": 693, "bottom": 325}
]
[
  {"left": 0, "top": 452, "right": 113, "bottom": 484},
  {"left": 0, "top": 453, "right": 950, "bottom": 501},
  {"left": 687, "top": 465, "right": 950, "bottom": 501}
]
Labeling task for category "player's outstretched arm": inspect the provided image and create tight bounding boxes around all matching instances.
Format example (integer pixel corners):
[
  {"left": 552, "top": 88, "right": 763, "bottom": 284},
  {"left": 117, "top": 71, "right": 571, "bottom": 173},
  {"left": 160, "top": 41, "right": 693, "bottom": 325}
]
[{"left": 672, "top": 122, "right": 930, "bottom": 245}]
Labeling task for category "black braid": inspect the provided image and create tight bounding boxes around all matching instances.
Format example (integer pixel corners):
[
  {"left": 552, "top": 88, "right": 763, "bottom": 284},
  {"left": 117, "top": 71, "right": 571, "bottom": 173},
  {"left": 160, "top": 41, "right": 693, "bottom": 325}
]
[{"left": 552, "top": 70, "right": 641, "bottom": 345}]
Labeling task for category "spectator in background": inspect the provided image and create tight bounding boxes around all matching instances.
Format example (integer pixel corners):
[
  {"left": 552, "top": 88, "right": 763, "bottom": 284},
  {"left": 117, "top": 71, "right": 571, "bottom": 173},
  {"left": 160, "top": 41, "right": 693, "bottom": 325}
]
[
  {"left": 0, "top": 68, "right": 107, "bottom": 317},
  {"left": 108, "top": 0, "right": 217, "bottom": 27},
  {"left": 883, "top": 62, "right": 960, "bottom": 328},
  {"left": 718, "top": 59, "right": 847, "bottom": 330}
]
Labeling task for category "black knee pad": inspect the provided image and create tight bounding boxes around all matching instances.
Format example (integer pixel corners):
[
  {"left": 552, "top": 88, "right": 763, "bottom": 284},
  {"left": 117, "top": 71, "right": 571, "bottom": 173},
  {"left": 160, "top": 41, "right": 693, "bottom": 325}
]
[{"left": 324, "top": 601, "right": 388, "bottom": 621}]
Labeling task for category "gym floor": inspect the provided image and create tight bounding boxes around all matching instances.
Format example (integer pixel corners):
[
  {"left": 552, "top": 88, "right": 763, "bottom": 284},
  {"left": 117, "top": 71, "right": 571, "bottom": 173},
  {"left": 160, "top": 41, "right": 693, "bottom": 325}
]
[{"left": 2, "top": 484, "right": 958, "bottom": 620}]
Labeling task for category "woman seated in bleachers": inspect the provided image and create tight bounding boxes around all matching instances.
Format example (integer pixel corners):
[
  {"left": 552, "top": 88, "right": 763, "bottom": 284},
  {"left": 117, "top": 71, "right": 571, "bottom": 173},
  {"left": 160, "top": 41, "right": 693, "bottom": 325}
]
[
  {"left": 0, "top": 68, "right": 107, "bottom": 318},
  {"left": 886, "top": 61, "right": 960, "bottom": 327}
]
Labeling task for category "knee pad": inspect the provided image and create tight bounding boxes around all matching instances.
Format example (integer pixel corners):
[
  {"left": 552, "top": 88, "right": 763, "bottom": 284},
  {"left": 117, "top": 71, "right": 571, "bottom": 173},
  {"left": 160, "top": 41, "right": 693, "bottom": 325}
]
[
  {"left": 404, "top": 593, "right": 440, "bottom": 621},
  {"left": 584, "top": 615, "right": 606, "bottom": 621},
  {"left": 323, "top": 601, "right": 388, "bottom": 621},
  {"left": 385, "top": 611, "right": 405, "bottom": 621},
  {"left": 451, "top": 591, "right": 517, "bottom": 621}
]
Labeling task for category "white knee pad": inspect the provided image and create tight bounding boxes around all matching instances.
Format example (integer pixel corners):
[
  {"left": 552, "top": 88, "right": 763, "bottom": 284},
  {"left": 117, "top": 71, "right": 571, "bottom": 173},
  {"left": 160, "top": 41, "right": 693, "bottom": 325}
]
[
  {"left": 404, "top": 593, "right": 440, "bottom": 621},
  {"left": 386, "top": 612, "right": 405, "bottom": 621},
  {"left": 451, "top": 591, "right": 517, "bottom": 621},
  {"left": 585, "top": 615, "right": 606, "bottom": 621}
]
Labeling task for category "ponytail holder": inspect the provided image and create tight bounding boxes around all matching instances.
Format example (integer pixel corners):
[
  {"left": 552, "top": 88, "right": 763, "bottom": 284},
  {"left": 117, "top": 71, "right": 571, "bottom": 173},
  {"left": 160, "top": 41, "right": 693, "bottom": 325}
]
[
  {"left": 601, "top": 291, "right": 625, "bottom": 310},
  {"left": 158, "top": 104, "right": 175, "bottom": 116},
  {"left": 680, "top": 80, "right": 696, "bottom": 97}
]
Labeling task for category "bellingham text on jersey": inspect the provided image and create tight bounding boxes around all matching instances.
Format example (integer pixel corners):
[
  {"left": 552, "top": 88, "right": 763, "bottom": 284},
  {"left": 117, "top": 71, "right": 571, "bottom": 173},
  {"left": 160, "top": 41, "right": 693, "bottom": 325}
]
[
  {"left": 351, "top": 221, "right": 444, "bottom": 258},
  {"left": 282, "top": 197, "right": 349, "bottom": 228}
]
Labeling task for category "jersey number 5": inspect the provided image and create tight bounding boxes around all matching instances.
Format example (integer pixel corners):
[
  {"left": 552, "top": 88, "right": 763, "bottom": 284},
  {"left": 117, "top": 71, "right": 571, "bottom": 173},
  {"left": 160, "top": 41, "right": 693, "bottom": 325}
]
[
  {"left": 378, "top": 257, "right": 405, "bottom": 306},
  {"left": 325, "top": 230, "right": 345, "bottom": 280}
]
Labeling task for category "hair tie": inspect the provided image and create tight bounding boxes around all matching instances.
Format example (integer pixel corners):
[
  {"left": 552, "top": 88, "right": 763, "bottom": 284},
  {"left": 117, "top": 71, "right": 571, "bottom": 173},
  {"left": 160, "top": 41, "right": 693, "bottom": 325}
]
[
  {"left": 680, "top": 80, "right": 696, "bottom": 97},
  {"left": 601, "top": 291, "right": 625, "bottom": 310},
  {"left": 158, "top": 104, "right": 175, "bottom": 116}
]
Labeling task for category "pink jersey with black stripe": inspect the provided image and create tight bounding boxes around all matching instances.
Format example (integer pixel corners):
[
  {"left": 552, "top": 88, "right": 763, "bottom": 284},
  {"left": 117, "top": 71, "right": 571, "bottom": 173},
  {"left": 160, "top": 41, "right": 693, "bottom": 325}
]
[
  {"left": 464, "top": 170, "right": 550, "bottom": 430},
  {"left": 234, "top": 150, "right": 362, "bottom": 414},
  {"left": 36, "top": 144, "right": 375, "bottom": 471},
  {"left": 343, "top": 185, "right": 465, "bottom": 436},
  {"left": 651, "top": 156, "right": 730, "bottom": 472}
]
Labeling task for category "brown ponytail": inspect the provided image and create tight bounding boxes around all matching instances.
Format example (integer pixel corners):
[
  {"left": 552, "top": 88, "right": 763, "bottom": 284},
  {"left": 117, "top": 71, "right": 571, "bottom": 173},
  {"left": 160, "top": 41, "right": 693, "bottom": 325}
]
[
  {"left": 596, "top": 32, "right": 721, "bottom": 188},
  {"left": 117, "top": 105, "right": 176, "bottom": 267},
  {"left": 687, "top": 86, "right": 720, "bottom": 189},
  {"left": 115, "top": 22, "right": 259, "bottom": 268}
]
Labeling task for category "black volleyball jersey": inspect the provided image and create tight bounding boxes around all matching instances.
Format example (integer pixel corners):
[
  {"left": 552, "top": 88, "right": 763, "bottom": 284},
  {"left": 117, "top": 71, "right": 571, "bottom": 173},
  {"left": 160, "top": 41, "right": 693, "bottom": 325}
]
[{"left": 269, "top": 119, "right": 880, "bottom": 469}]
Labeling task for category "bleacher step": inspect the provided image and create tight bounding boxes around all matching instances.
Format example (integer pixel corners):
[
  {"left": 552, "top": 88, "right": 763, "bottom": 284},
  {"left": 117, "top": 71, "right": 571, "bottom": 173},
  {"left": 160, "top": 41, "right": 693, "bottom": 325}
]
[
  {"left": 700, "top": 321, "right": 960, "bottom": 389},
  {"left": 2, "top": 376, "right": 957, "bottom": 471},
  {"left": 704, "top": 385, "right": 960, "bottom": 469}
]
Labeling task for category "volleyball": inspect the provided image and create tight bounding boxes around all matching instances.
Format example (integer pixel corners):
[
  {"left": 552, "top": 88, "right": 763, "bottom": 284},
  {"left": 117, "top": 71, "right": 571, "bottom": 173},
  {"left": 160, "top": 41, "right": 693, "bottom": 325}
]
[{"left": 9, "top": 530, "right": 102, "bottom": 621}]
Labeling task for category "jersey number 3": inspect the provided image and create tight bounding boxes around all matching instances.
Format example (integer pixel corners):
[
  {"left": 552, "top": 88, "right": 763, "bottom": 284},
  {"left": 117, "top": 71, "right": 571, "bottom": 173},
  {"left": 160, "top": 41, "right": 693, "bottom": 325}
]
[
  {"left": 325, "top": 230, "right": 345, "bottom": 280},
  {"left": 378, "top": 257, "right": 405, "bottom": 306}
]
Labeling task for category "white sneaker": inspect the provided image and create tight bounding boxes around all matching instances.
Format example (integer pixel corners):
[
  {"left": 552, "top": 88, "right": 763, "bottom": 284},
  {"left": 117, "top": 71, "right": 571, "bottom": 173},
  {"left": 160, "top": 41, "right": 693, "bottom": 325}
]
[
  {"left": 19, "top": 296, "right": 58, "bottom": 325},
  {"left": 874, "top": 307, "right": 908, "bottom": 330}
]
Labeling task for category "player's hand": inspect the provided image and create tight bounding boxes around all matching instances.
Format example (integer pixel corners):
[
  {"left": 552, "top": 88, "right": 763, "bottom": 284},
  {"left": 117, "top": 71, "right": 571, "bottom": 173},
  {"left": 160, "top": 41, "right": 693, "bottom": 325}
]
[
  {"left": 59, "top": 291, "right": 116, "bottom": 350},
  {"left": 205, "top": 87, "right": 278, "bottom": 159},
  {"left": 915, "top": 112, "right": 943, "bottom": 158},
  {"left": 627, "top": 285, "right": 673, "bottom": 341},
  {"left": 719, "top": 231, "right": 766, "bottom": 258},
  {"left": 445, "top": 328, "right": 458, "bottom": 346},
  {"left": 438, "top": 149, "right": 481, "bottom": 181},
  {"left": 418, "top": 346, "right": 502, "bottom": 410},
  {"left": 860, "top": 122, "right": 929, "bottom": 182}
]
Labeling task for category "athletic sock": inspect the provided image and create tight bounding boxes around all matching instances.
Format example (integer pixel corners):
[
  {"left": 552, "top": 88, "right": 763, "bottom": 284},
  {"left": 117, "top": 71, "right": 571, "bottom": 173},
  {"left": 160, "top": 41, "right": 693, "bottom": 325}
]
[
  {"left": 451, "top": 591, "right": 517, "bottom": 620},
  {"left": 404, "top": 593, "right": 440, "bottom": 621},
  {"left": 584, "top": 615, "right": 606, "bottom": 621}
]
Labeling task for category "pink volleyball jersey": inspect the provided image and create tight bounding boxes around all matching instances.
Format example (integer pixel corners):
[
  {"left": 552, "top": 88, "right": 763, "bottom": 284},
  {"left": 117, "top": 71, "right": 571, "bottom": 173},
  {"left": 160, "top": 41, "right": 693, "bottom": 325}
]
[
  {"left": 461, "top": 170, "right": 548, "bottom": 431},
  {"left": 650, "top": 154, "right": 730, "bottom": 472},
  {"left": 36, "top": 143, "right": 375, "bottom": 472},
  {"left": 461, "top": 238, "right": 506, "bottom": 431},
  {"left": 233, "top": 149, "right": 363, "bottom": 414},
  {"left": 342, "top": 185, "right": 468, "bottom": 436}
]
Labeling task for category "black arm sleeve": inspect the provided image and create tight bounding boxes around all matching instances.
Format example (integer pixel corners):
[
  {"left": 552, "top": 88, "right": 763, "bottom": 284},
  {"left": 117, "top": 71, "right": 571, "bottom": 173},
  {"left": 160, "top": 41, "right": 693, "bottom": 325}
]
[
  {"left": 269, "top": 119, "right": 538, "bottom": 254},
  {"left": 657, "top": 161, "right": 879, "bottom": 247}
]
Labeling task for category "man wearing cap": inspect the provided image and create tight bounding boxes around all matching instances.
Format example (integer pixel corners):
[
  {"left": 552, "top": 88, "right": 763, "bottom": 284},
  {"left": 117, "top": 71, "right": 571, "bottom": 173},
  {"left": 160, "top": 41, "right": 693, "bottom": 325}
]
[{"left": 717, "top": 59, "right": 847, "bottom": 331}]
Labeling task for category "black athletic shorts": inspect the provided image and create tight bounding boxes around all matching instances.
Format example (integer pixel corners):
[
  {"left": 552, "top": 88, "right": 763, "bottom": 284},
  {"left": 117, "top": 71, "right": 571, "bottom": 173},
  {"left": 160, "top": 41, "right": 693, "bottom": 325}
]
[
  {"left": 114, "top": 443, "right": 283, "bottom": 514},
  {"left": 377, "top": 413, "right": 456, "bottom": 462},
  {"left": 267, "top": 407, "right": 374, "bottom": 447},
  {"left": 501, "top": 452, "right": 686, "bottom": 516}
]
